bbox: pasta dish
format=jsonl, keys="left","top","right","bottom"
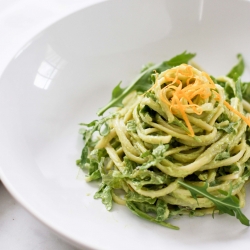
{"left": 77, "top": 52, "right": 250, "bottom": 229}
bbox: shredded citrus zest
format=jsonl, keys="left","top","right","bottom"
{"left": 223, "top": 101, "right": 250, "bottom": 126}
{"left": 159, "top": 64, "right": 215, "bottom": 136}
{"left": 214, "top": 93, "right": 250, "bottom": 127}
{"left": 148, "top": 64, "right": 250, "bottom": 137}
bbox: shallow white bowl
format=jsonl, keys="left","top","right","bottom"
{"left": 1, "top": 0, "right": 250, "bottom": 249}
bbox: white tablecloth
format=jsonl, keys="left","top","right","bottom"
{"left": 0, "top": 181, "right": 79, "bottom": 249}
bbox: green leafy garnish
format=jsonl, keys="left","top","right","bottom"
{"left": 126, "top": 120, "right": 137, "bottom": 133}
{"left": 178, "top": 180, "right": 250, "bottom": 226}
{"left": 227, "top": 54, "right": 244, "bottom": 81}
{"left": 216, "top": 121, "right": 238, "bottom": 134}
{"left": 97, "top": 51, "right": 195, "bottom": 116}
{"left": 94, "top": 184, "right": 113, "bottom": 211}
{"left": 241, "top": 81, "right": 250, "bottom": 103}
{"left": 99, "top": 122, "right": 110, "bottom": 136}
{"left": 125, "top": 190, "right": 156, "bottom": 204}
{"left": 235, "top": 78, "right": 243, "bottom": 100}
{"left": 171, "top": 117, "right": 190, "bottom": 133}
{"left": 84, "top": 152, "right": 106, "bottom": 182}
{"left": 138, "top": 144, "right": 169, "bottom": 170}
{"left": 214, "top": 151, "right": 230, "bottom": 161}
{"left": 78, "top": 116, "right": 112, "bottom": 167}
{"left": 140, "top": 62, "right": 155, "bottom": 73}
{"left": 155, "top": 199, "right": 169, "bottom": 221}
{"left": 126, "top": 201, "right": 179, "bottom": 230}
{"left": 110, "top": 168, "right": 170, "bottom": 189}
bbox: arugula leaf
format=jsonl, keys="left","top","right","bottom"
{"left": 102, "top": 170, "right": 124, "bottom": 189}
{"left": 141, "top": 62, "right": 155, "bottom": 73}
{"left": 178, "top": 180, "right": 250, "bottom": 226}
{"left": 78, "top": 146, "right": 88, "bottom": 167}
{"left": 216, "top": 54, "right": 245, "bottom": 101}
{"left": 216, "top": 121, "right": 238, "bottom": 134}
{"left": 152, "top": 144, "right": 169, "bottom": 158}
{"left": 79, "top": 116, "right": 112, "bottom": 166}
{"left": 97, "top": 51, "right": 196, "bottom": 116}
{"left": 134, "top": 201, "right": 157, "bottom": 214}
{"left": 171, "top": 117, "right": 190, "bottom": 133}
{"left": 126, "top": 120, "right": 137, "bottom": 133}
{"left": 139, "top": 144, "right": 169, "bottom": 170}
{"left": 242, "top": 167, "right": 250, "bottom": 180}
{"left": 85, "top": 153, "right": 106, "bottom": 182}
{"left": 156, "top": 200, "right": 169, "bottom": 221}
{"left": 140, "top": 150, "right": 151, "bottom": 158}
{"left": 130, "top": 170, "right": 170, "bottom": 189}
{"left": 216, "top": 78, "right": 242, "bottom": 101}
{"left": 144, "top": 91, "right": 157, "bottom": 101}
{"left": 88, "top": 160, "right": 98, "bottom": 176}
{"left": 246, "top": 127, "right": 250, "bottom": 146}
{"left": 99, "top": 122, "right": 110, "bottom": 136}
{"left": 166, "top": 51, "right": 196, "bottom": 66}
{"left": 241, "top": 81, "right": 250, "bottom": 103}
{"left": 214, "top": 151, "right": 230, "bottom": 161}
{"left": 126, "top": 201, "right": 179, "bottom": 230}
{"left": 139, "top": 159, "right": 160, "bottom": 170}
{"left": 217, "top": 113, "right": 229, "bottom": 123}
{"left": 235, "top": 78, "right": 243, "bottom": 100}
{"left": 99, "top": 158, "right": 134, "bottom": 189}
{"left": 89, "top": 148, "right": 107, "bottom": 162}
{"left": 79, "top": 120, "right": 97, "bottom": 127}
{"left": 94, "top": 184, "right": 113, "bottom": 211}
{"left": 109, "top": 81, "right": 125, "bottom": 109}
{"left": 216, "top": 80, "right": 235, "bottom": 100}
{"left": 125, "top": 190, "right": 156, "bottom": 204}
{"left": 85, "top": 169, "right": 101, "bottom": 182}
{"left": 123, "top": 157, "right": 136, "bottom": 174}
{"left": 109, "top": 168, "right": 169, "bottom": 189}
{"left": 227, "top": 54, "right": 244, "bottom": 81}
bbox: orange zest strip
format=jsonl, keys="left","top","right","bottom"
{"left": 215, "top": 92, "right": 250, "bottom": 126}
{"left": 223, "top": 100, "right": 250, "bottom": 127}
{"left": 202, "top": 72, "right": 216, "bottom": 88}
{"left": 214, "top": 91, "right": 221, "bottom": 101}
{"left": 179, "top": 64, "right": 193, "bottom": 77}
{"left": 164, "top": 77, "right": 182, "bottom": 86}
{"left": 173, "top": 95, "right": 195, "bottom": 137}
{"left": 158, "top": 64, "right": 216, "bottom": 137}
{"left": 147, "top": 64, "right": 250, "bottom": 137}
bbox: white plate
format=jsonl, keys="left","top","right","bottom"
{"left": 1, "top": 0, "right": 250, "bottom": 249}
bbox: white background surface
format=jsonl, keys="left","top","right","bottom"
{"left": 0, "top": 0, "right": 99, "bottom": 249}
{"left": 0, "top": 182, "right": 78, "bottom": 250}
